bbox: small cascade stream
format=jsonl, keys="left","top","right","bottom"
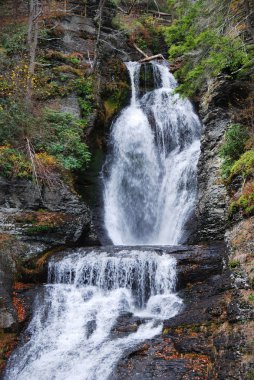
{"left": 5, "top": 62, "right": 201, "bottom": 380}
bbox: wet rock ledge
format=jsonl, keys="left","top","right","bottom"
{"left": 1, "top": 244, "right": 253, "bottom": 379}
{"left": 110, "top": 244, "right": 253, "bottom": 380}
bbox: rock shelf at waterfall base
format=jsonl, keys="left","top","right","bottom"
{"left": 3, "top": 243, "right": 242, "bottom": 380}
{"left": 4, "top": 247, "right": 183, "bottom": 380}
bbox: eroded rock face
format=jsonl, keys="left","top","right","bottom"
{"left": 196, "top": 106, "right": 229, "bottom": 241}
{"left": 112, "top": 245, "right": 252, "bottom": 380}
{"left": 0, "top": 177, "right": 98, "bottom": 247}
{"left": 0, "top": 153, "right": 99, "bottom": 328}
{"left": 195, "top": 77, "right": 253, "bottom": 243}
{"left": 195, "top": 79, "right": 230, "bottom": 242}
{"left": 0, "top": 236, "right": 28, "bottom": 331}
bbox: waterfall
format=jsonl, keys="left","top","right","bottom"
{"left": 5, "top": 61, "right": 201, "bottom": 380}
{"left": 103, "top": 61, "right": 201, "bottom": 245}
{"left": 4, "top": 249, "right": 182, "bottom": 380}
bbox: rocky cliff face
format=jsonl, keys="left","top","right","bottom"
{"left": 101, "top": 245, "right": 253, "bottom": 379}
{"left": 194, "top": 76, "right": 254, "bottom": 378}
{"left": 196, "top": 77, "right": 253, "bottom": 242}
{"left": 196, "top": 80, "right": 230, "bottom": 242}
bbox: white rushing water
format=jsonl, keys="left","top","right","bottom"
{"left": 5, "top": 249, "right": 182, "bottom": 380}
{"left": 5, "top": 61, "right": 202, "bottom": 380}
{"left": 104, "top": 61, "right": 201, "bottom": 245}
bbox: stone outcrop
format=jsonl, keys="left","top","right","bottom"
{"left": 195, "top": 77, "right": 252, "bottom": 242}
{"left": 0, "top": 177, "right": 98, "bottom": 247}
{"left": 111, "top": 244, "right": 254, "bottom": 380}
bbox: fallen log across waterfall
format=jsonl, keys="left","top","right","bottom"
{"left": 139, "top": 54, "right": 165, "bottom": 63}
{"left": 132, "top": 43, "right": 165, "bottom": 63}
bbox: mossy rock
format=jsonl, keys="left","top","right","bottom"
{"left": 102, "top": 82, "right": 129, "bottom": 122}
{"left": 230, "top": 150, "right": 254, "bottom": 180}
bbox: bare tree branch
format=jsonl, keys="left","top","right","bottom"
{"left": 93, "top": 0, "right": 106, "bottom": 70}
{"left": 133, "top": 42, "right": 148, "bottom": 58}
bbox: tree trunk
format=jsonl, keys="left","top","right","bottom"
{"left": 244, "top": 0, "right": 254, "bottom": 40}
{"left": 26, "top": 0, "right": 42, "bottom": 105}
{"left": 93, "top": 0, "right": 106, "bottom": 70}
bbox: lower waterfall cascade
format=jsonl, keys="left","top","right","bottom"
{"left": 4, "top": 249, "right": 182, "bottom": 380}
{"left": 5, "top": 62, "right": 202, "bottom": 380}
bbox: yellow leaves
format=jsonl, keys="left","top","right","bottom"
{"left": 0, "top": 144, "right": 11, "bottom": 150}
{"left": 0, "top": 62, "right": 37, "bottom": 99}
{"left": 35, "top": 152, "right": 58, "bottom": 168}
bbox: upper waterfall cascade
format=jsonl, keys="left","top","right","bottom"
{"left": 104, "top": 61, "right": 201, "bottom": 245}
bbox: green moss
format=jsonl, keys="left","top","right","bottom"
{"left": 247, "top": 370, "right": 254, "bottom": 380}
{"left": 248, "top": 294, "right": 254, "bottom": 302}
{"left": 53, "top": 65, "right": 85, "bottom": 77}
{"left": 35, "top": 80, "right": 62, "bottom": 100}
{"left": 68, "top": 57, "right": 80, "bottom": 66}
{"left": 26, "top": 224, "right": 56, "bottom": 235}
{"left": 102, "top": 81, "right": 129, "bottom": 121}
{"left": 228, "top": 259, "right": 240, "bottom": 269}
{"left": 229, "top": 201, "right": 240, "bottom": 216}
{"left": 230, "top": 150, "right": 254, "bottom": 180}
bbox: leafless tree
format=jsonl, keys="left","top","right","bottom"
{"left": 26, "top": 0, "right": 43, "bottom": 104}
{"left": 93, "top": 0, "right": 106, "bottom": 70}
{"left": 243, "top": 0, "right": 254, "bottom": 40}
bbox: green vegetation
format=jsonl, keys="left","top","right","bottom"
{"left": 219, "top": 124, "right": 249, "bottom": 179}
{"left": 163, "top": 0, "right": 253, "bottom": 96}
{"left": 231, "top": 151, "right": 254, "bottom": 180}
{"left": 0, "top": 147, "right": 32, "bottom": 179}
{"left": 230, "top": 188, "right": 254, "bottom": 217}
{"left": 0, "top": 25, "right": 28, "bottom": 55}
{"left": 247, "top": 369, "right": 254, "bottom": 380}
{"left": 248, "top": 294, "right": 254, "bottom": 302}
{"left": 219, "top": 124, "right": 254, "bottom": 218}
{"left": 228, "top": 259, "right": 240, "bottom": 270}
{"left": 26, "top": 224, "right": 56, "bottom": 235}
{"left": 74, "top": 77, "right": 95, "bottom": 118}
{"left": 42, "top": 110, "right": 91, "bottom": 170}
{"left": 0, "top": 21, "right": 95, "bottom": 177}
{"left": 0, "top": 101, "right": 91, "bottom": 178}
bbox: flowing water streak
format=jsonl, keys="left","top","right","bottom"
{"left": 4, "top": 249, "right": 182, "bottom": 380}
{"left": 104, "top": 61, "right": 201, "bottom": 245}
